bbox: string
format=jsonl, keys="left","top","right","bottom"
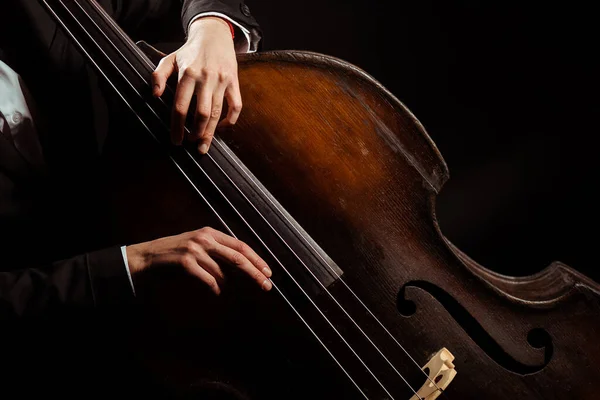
{"left": 43, "top": 1, "right": 372, "bottom": 398}
{"left": 76, "top": 3, "right": 418, "bottom": 396}
{"left": 97, "top": 13, "right": 448, "bottom": 395}
{"left": 63, "top": 2, "right": 401, "bottom": 397}
{"left": 47, "top": 1, "right": 448, "bottom": 398}
{"left": 90, "top": 10, "right": 435, "bottom": 395}
{"left": 100, "top": 12, "right": 445, "bottom": 395}
{"left": 72, "top": 1, "right": 440, "bottom": 398}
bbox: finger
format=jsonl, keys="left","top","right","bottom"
{"left": 218, "top": 80, "right": 243, "bottom": 129}
{"left": 180, "top": 255, "right": 221, "bottom": 295}
{"left": 190, "top": 82, "right": 215, "bottom": 143}
{"left": 206, "top": 228, "right": 271, "bottom": 278}
{"left": 152, "top": 54, "right": 176, "bottom": 97}
{"left": 171, "top": 72, "right": 196, "bottom": 145}
{"left": 193, "top": 227, "right": 271, "bottom": 278}
{"left": 209, "top": 242, "right": 272, "bottom": 291}
{"left": 188, "top": 244, "right": 226, "bottom": 283}
{"left": 198, "top": 85, "right": 226, "bottom": 154}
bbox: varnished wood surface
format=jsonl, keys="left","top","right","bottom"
{"left": 100, "top": 47, "right": 600, "bottom": 399}
{"left": 218, "top": 51, "right": 600, "bottom": 399}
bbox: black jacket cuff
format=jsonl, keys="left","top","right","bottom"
{"left": 182, "top": 0, "right": 261, "bottom": 36}
{"left": 87, "top": 246, "right": 135, "bottom": 307}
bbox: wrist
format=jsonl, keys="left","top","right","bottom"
{"left": 125, "top": 243, "right": 149, "bottom": 276}
{"left": 189, "top": 16, "right": 235, "bottom": 40}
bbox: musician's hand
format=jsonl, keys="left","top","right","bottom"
{"left": 126, "top": 227, "right": 272, "bottom": 295}
{"left": 151, "top": 17, "right": 241, "bottom": 154}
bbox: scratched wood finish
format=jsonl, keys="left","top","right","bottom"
{"left": 100, "top": 50, "right": 600, "bottom": 399}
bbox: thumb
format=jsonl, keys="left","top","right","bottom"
{"left": 151, "top": 53, "right": 176, "bottom": 97}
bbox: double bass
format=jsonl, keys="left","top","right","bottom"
{"left": 40, "top": 0, "right": 600, "bottom": 398}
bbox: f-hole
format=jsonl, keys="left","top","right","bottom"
{"left": 398, "top": 280, "right": 553, "bottom": 375}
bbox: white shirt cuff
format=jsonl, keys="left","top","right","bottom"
{"left": 120, "top": 245, "right": 136, "bottom": 296}
{"left": 188, "top": 12, "right": 255, "bottom": 53}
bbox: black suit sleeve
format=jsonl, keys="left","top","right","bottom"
{"left": 0, "top": 0, "right": 261, "bottom": 321}
{"left": 181, "top": 0, "right": 263, "bottom": 51}
{"left": 0, "top": 246, "right": 133, "bottom": 320}
{"left": 181, "top": 0, "right": 261, "bottom": 33}
{"left": 106, "top": 0, "right": 262, "bottom": 45}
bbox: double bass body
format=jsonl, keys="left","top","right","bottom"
{"left": 223, "top": 51, "right": 600, "bottom": 399}
{"left": 96, "top": 40, "right": 600, "bottom": 400}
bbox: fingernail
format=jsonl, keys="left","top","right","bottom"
{"left": 199, "top": 143, "right": 209, "bottom": 154}
{"left": 262, "top": 279, "right": 272, "bottom": 291}
{"left": 262, "top": 267, "right": 272, "bottom": 278}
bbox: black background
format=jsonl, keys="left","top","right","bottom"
{"left": 245, "top": 0, "right": 599, "bottom": 282}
